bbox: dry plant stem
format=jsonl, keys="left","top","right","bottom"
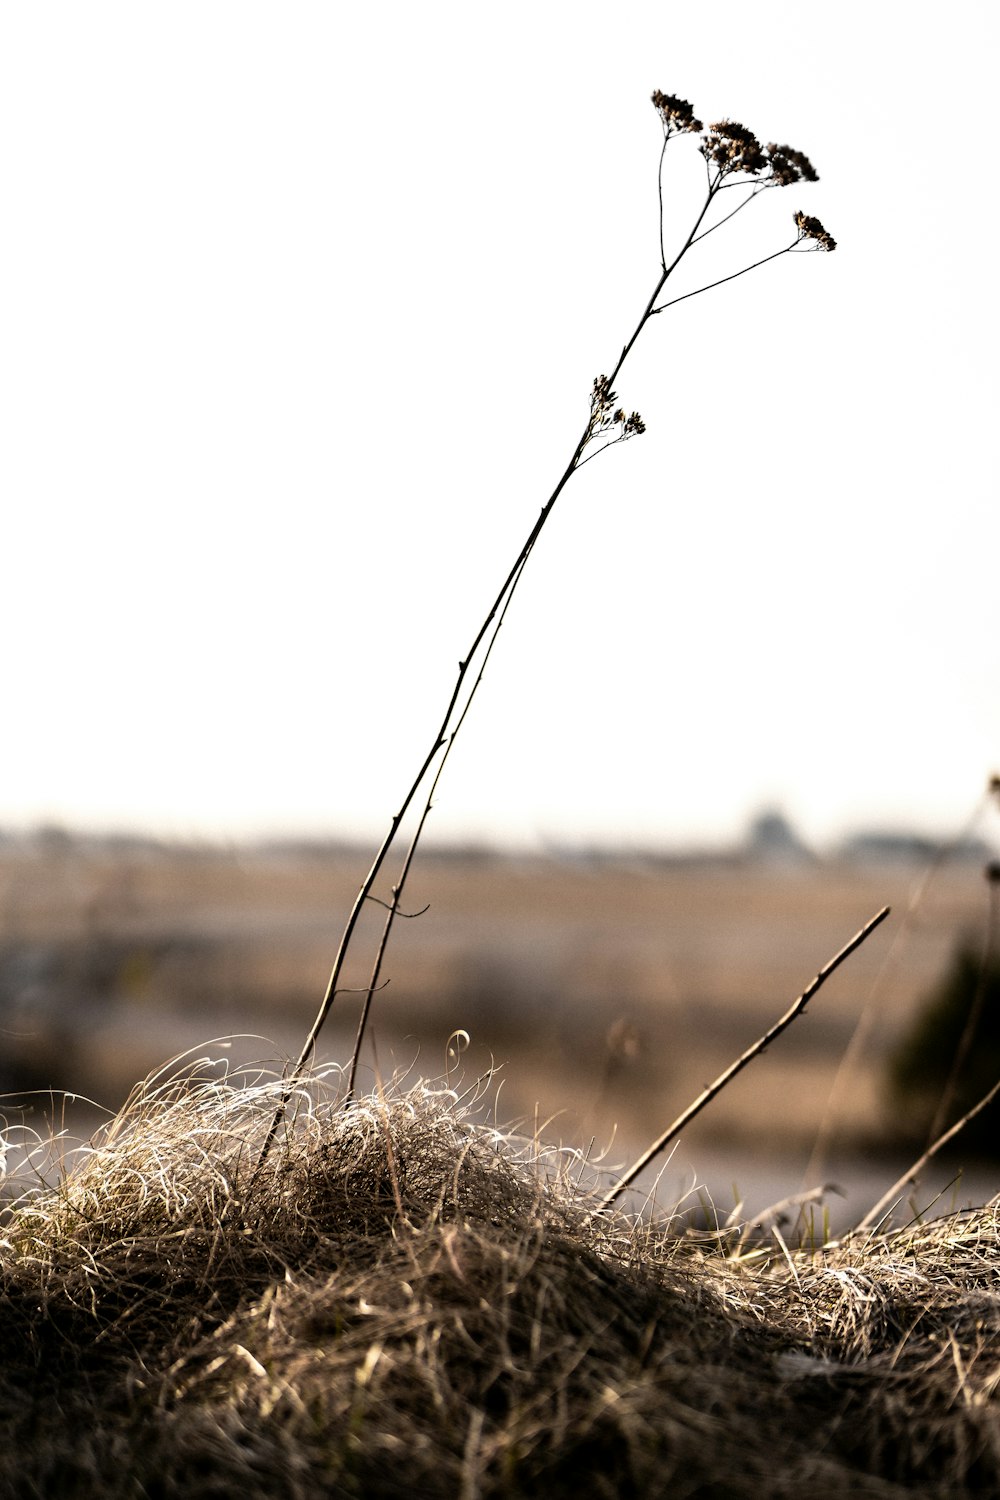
{"left": 253, "top": 168, "right": 732, "bottom": 1171}
{"left": 689, "top": 187, "right": 764, "bottom": 246}
{"left": 259, "top": 118, "right": 838, "bottom": 1169}
{"left": 337, "top": 180, "right": 726, "bottom": 1067}
{"left": 856, "top": 1069, "right": 1000, "bottom": 1236}
{"left": 598, "top": 905, "right": 891, "bottom": 1213}
{"left": 652, "top": 240, "right": 797, "bottom": 315}
{"left": 254, "top": 528, "right": 561, "bottom": 1163}
{"left": 926, "top": 874, "right": 1000, "bottom": 1146}
{"left": 345, "top": 559, "right": 528, "bottom": 1100}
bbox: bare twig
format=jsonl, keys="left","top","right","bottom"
{"left": 656, "top": 132, "right": 669, "bottom": 270}
{"left": 652, "top": 240, "right": 797, "bottom": 315}
{"left": 364, "top": 895, "right": 430, "bottom": 918}
{"left": 345, "top": 553, "right": 527, "bottom": 1102}
{"left": 251, "top": 493, "right": 572, "bottom": 1165}
{"left": 856, "top": 1069, "right": 1000, "bottom": 1236}
{"left": 689, "top": 184, "right": 764, "bottom": 245}
{"left": 598, "top": 906, "right": 890, "bottom": 1213}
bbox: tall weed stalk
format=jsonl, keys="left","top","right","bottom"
{"left": 258, "top": 93, "right": 837, "bottom": 1170}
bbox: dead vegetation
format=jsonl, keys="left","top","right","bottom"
{"left": 3, "top": 79, "right": 996, "bottom": 1496}
{"left": 2, "top": 1070, "right": 999, "bottom": 1498}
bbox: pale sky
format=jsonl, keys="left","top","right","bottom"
{"left": 3, "top": 2, "right": 997, "bottom": 852}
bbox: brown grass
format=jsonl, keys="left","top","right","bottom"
{"left": 2, "top": 1067, "right": 999, "bottom": 1497}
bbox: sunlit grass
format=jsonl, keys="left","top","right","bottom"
{"left": 2, "top": 1065, "right": 998, "bottom": 1497}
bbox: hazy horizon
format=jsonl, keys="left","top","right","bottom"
{"left": 4, "top": 800, "right": 998, "bottom": 863}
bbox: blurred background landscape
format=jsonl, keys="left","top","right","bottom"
{"left": 3, "top": 4, "right": 998, "bottom": 1236}
{"left": 4, "top": 806, "right": 998, "bottom": 1229}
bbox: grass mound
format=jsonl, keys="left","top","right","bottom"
{"left": 2, "top": 1072, "right": 999, "bottom": 1497}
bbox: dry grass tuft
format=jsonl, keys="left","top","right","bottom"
{"left": 2, "top": 1070, "right": 999, "bottom": 1497}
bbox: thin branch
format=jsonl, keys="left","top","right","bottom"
{"left": 345, "top": 554, "right": 528, "bottom": 1101}
{"left": 652, "top": 242, "right": 796, "bottom": 317}
{"left": 252, "top": 456, "right": 583, "bottom": 1166}
{"left": 690, "top": 184, "right": 765, "bottom": 245}
{"left": 855, "top": 1069, "right": 1000, "bottom": 1237}
{"left": 657, "top": 132, "right": 669, "bottom": 270}
{"left": 606, "top": 179, "right": 721, "bottom": 392}
{"left": 345, "top": 874, "right": 408, "bottom": 1103}
{"left": 575, "top": 434, "right": 629, "bottom": 468}
{"left": 364, "top": 894, "right": 431, "bottom": 919}
{"left": 597, "top": 907, "right": 891, "bottom": 1213}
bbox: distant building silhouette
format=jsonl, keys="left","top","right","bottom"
{"left": 744, "top": 809, "right": 813, "bottom": 865}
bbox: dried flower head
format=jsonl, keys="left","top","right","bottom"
{"left": 651, "top": 91, "right": 702, "bottom": 135}
{"left": 701, "top": 120, "right": 767, "bottom": 177}
{"left": 586, "top": 376, "right": 645, "bottom": 448}
{"left": 766, "top": 143, "right": 819, "bottom": 187}
{"left": 591, "top": 374, "right": 616, "bottom": 419}
{"left": 794, "top": 210, "right": 836, "bottom": 252}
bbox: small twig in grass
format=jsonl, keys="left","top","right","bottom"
{"left": 855, "top": 1070, "right": 1000, "bottom": 1236}
{"left": 598, "top": 906, "right": 890, "bottom": 1213}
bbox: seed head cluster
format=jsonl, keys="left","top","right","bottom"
{"left": 653, "top": 93, "right": 822, "bottom": 192}
{"left": 651, "top": 91, "right": 702, "bottom": 136}
{"left": 588, "top": 375, "right": 645, "bottom": 446}
{"left": 701, "top": 120, "right": 768, "bottom": 177}
{"left": 766, "top": 143, "right": 819, "bottom": 186}
{"left": 794, "top": 210, "right": 837, "bottom": 252}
